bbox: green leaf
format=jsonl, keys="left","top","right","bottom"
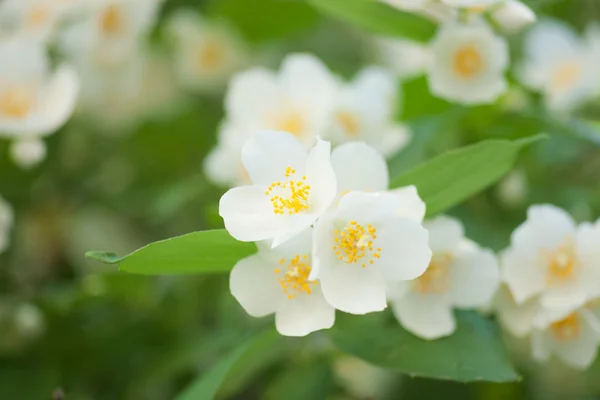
{"left": 175, "top": 329, "right": 279, "bottom": 400}
{"left": 328, "top": 312, "right": 519, "bottom": 382}
{"left": 308, "top": 0, "right": 437, "bottom": 42}
{"left": 86, "top": 230, "right": 255, "bottom": 275}
{"left": 265, "top": 358, "right": 333, "bottom": 400}
{"left": 390, "top": 135, "right": 545, "bottom": 216}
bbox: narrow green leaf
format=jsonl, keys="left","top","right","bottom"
{"left": 176, "top": 330, "right": 278, "bottom": 400}
{"left": 390, "top": 135, "right": 545, "bottom": 216}
{"left": 328, "top": 312, "right": 520, "bottom": 382}
{"left": 86, "top": 230, "right": 255, "bottom": 275}
{"left": 308, "top": 0, "right": 437, "bottom": 42}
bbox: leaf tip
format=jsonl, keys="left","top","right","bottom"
{"left": 85, "top": 251, "right": 121, "bottom": 264}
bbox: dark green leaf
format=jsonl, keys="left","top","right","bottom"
{"left": 86, "top": 229, "right": 255, "bottom": 275}
{"left": 308, "top": 0, "right": 437, "bottom": 42}
{"left": 390, "top": 135, "right": 545, "bottom": 216}
{"left": 328, "top": 312, "right": 520, "bottom": 382}
{"left": 265, "top": 358, "right": 333, "bottom": 400}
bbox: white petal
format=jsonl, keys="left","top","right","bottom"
{"left": 241, "top": 130, "right": 308, "bottom": 185}
{"left": 423, "top": 215, "right": 464, "bottom": 253}
{"left": 450, "top": 246, "right": 500, "bottom": 308}
{"left": 389, "top": 185, "right": 426, "bottom": 223}
{"left": 331, "top": 142, "right": 388, "bottom": 195}
{"left": 552, "top": 314, "right": 600, "bottom": 369}
{"left": 10, "top": 137, "right": 46, "bottom": 169}
{"left": 225, "top": 67, "right": 278, "bottom": 122}
{"left": 319, "top": 261, "right": 387, "bottom": 315}
{"left": 305, "top": 137, "right": 337, "bottom": 212}
{"left": 275, "top": 289, "right": 335, "bottom": 337}
{"left": 391, "top": 292, "right": 456, "bottom": 340}
{"left": 512, "top": 204, "right": 576, "bottom": 252}
{"left": 219, "top": 185, "right": 291, "bottom": 242}
{"left": 36, "top": 64, "right": 79, "bottom": 136}
{"left": 495, "top": 287, "right": 539, "bottom": 338}
{"left": 540, "top": 281, "right": 587, "bottom": 310}
{"left": 335, "top": 191, "right": 398, "bottom": 222}
{"left": 230, "top": 253, "right": 285, "bottom": 317}
{"left": 501, "top": 247, "right": 546, "bottom": 304}
{"left": 575, "top": 221, "right": 600, "bottom": 298}
{"left": 531, "top": 330, "right": 551, "bottom": 362}
{"left": 376, "top": 217, "right": 432, "bottom": 281}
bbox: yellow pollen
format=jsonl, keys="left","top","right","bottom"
{"left": 100, "top": 4, "right": 124, "bottom": 35}
{"left": 335, "top": 111, "right": 360, "bottom": 136}
{"left": 550, "top": 313, "right": 580, "bottom": 341}
{"left": 551, "top": 62, "right": 581, "bottom": 92}
{"left": 274, "top": 254, "right": 315, "bottom": 299}
{"left": 275, "top": 112, "right": 305, "bottom": 138}
{"left": 414, "top": 253, "right": 452, "bottom": 294}
{"left": 543, "top": 237, "right": 578, "bottom": 285}
{"left": 196, "top": 38, "right": 225, "bottom": 72}
{"left": 333, "top": 222, "right": 380, "bottom": 266}
{"left": 266, "top": 166, "right": 310, "bottom": 215}
{"left": 26, "top": 5, "right": 50, "bottom": 28}
{"left": 0, "top": 88, "right": 33, "bottom": 119}
{"left": 453, "top": 45, "right": 484, "bottom": 78}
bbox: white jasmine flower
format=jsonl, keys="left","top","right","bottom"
{"left": 531, "top": 306, "right": 600, "bottom": 369}
{"left": 428, "top": 20, "right": 509, "bottom": 105}
{"left": 0, "top": 0, "right": 76, "bottom": 41}
{"left": 388, "top": 216, "right": 500, "bottom": 339}
{"left": 518, "top": 20, "right": 598, "bottom": 112}
{"left": 204, "top": 123, "right": 250, "bottom": 187}
{"left": 230, "top": 228, "right": 334, "bottom": 337}
{"left": 494, "top": 284, "right": 540, "bottom": 339}
{"left": 0, "top": 37, "right": 79, "bottom": 140}
{"left": 490, "top": 0, "right": 536, "bottom": 33}
{"left": 502, "top": 205, "right": 600, "bottom": 310}
{"left": 219, "top": 130, "right": 337, "bottom": 247}
{"left": 376, "top": 38, "right": 431, "bottom": 81}
{"left": 222, "top": 53, "right": 339, "bottom": 148}
{"left": 0, "top": 196, "right": 13, "bottom": 253}
{"left": 311, "top": 191, "right": 431, "bottom": 315}
{"left": 166, "top": 8, "right": 248, "bottom": 93}
{"left": 327, "top": 68, "right": 410, "bottom": 157}
{"left": 10, "top": 137, "right": 47, "bottom": 169}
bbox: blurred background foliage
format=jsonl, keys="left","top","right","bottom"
{"left": 1, "top": 0, "right": 600, "bottom": 399}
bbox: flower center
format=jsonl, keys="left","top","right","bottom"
{"left": 0, "top": 88, "right": 34, "bottom": 119}
{"left": 551, "top": 62, "right": 581, "bottom": 92}
{"left": 196, "top": 38, "right": 224, "bottom": 72}
{"left": 265, "top": 166, "right": 311, "bottom": 215}
{"left": 543, "top": 237, "right": 578, "bottom": 285}
{"left": 453, "top": 45, "right": 484, "bottom": 78}
{"left": 550, "top": 313, "right": 580, "bottom": 341}
{"left": 274, "top": 254, "right": 316, "bottom": 299}
{"left": 100, "top": 4, "right": 124, "bottom": 35}
{"left": 333, "top": 221, "right": 381, "bottom": 268}
{"left": 26, "top": 5, "right": 50, "bottom": 28}
{"left": 274, "top": 112, "right": 305, "bottom": 138}
{"left": 335, "top": 111, "right": 360, "bottom": 136}
{"left": 413, "top": 253, "right": 452, "bottom": 294}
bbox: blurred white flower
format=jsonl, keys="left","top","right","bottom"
{"left": 219, "top": 131, "right": 337, "bottom": 247}
{"left": 13, "top": 303, "right": 45, "bottom": 339}
{"left": 203, "top": 122, "right": 250, "bottom": 187}
{"left": 0, "top": 196, "right": 13, "bottom": 253}
{"left": 496, "top": 169, "right": 528, "bottom": 207}
{"left": 0, "top": 36, "right": 79, "bottom": 150}
{"left": 502, "top": 205, "right": 600, "bottom": 310}
{"left": 230, "top": 228, "right": 334, "bottom": 337}
{"left": 518, "top": 20, "right": 599, "bottom": 112}
{"left": 428, "top": 20, "right": 509, "bottom": 105}
{"left": 388, "top": 216, "right": 500, "bottom": 339}
{"left": 531, "top": 306, "right": 600, "bottom": 369}
{"left": 10, "top": 137, "right": 47, "bottom": 169}
{"left": 326, "top": 68, "right": 410, "bottom": 157}
{"left": 376, "top": 38, "right": 431, "bottom": 81}
{"left": 0, "top": 0, "right": 77, "bottom": 42}
{"left": 166, "top": 8, "right": 248, "bottom": 93}
{"left": 311, "top": 191, "right": 431, "bottom": 315}
{"left": 222, "top": 53, "right": 339, "bottom": 148}
{"left": 490, "top": 0, "right": 536, "bottom": 33}
{"left": 495, "top": 285, "right": 540, "bottom": 338}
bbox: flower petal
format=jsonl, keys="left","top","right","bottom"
{"left": 331, "top": 142, "right": 388, "bottom": 195}
{"left": 501, "top": 247, "right": 546, "bottom": 304}
{"left": 36, "top": 64, "right": 80, "bottom": 136}
{"left": 551, "top": 313, "right": 600, "bottom": 369}
{"left": 275, "top": 289, "right": 335, "bottom": 337}
{"left": 305, "top": 137, "right": 337, "bottom": 213}
{"left": 389, "top": 185, "right": 426, "bottom": 223}
{"left": 511, "top": 204, "right": 576, "bottom": 252}
{"left": 450, "top": 245, "right": 500, "bottom": 308}
{"left": 391, "top": 292, "right": 456, "bottom": 340}
{"left": 423, "top": 215, "right": 464, "bottom": 253}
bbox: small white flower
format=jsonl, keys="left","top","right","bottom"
{"left": 166, "top": 8, "right": 248, "bottom": 93}
{"left": 0, "top": 37, "right": 79, "bottom": 140}
{"left": 0, "top": 0, "right": 75, "bottom": 42}
{"left": 222, "top": 53, "right": 339, "bottom": 148}
{"left": 219, "top": 130, "right": 337, "bottom": 247}
{"left": 494, "top": 285, "right": 540, "bottom": 338}
{"left": 428, "top": 20, "right": 508, "bottom": 105}
{"left": 496, "top": 169, "right": 527, "bottom": 207}
{"left": 311, "top": 190, "right": 431, "bottom": 315}
{"left": 327, "top": 67, "right": 410, "bottom": 158}
{"left": 10, "top": 137, "right": 47, "bottom": 169}
{"left": 0, "top": 196, "right": 13, "bottom": 253}
{"left": 230, "top": 228, "right": 334, "bottom": 337}
{"left": 502, "top": 205, "right": 600, "bottom": 310}
{"left": 388, "top": 216, "right": 500, "bottom": 339}
{"left": 490, "top": 0, "right": 536, "bottom": 33}
{"left": 376, "top": 38, "right": 431, "bottom": 81}
{"left": 517, "top": 20, "right": 598, "bottom": 112}
{"left": 531, "top": 306, "right": 600, "bottom": 369}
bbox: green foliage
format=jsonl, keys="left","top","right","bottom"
{"left": 328, "top": 312, "right": 519, "bottom": 382}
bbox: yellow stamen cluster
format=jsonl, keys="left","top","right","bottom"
{"left": 0, "top": 89, "right": 33, "bottom": 119}
{"left": 197, "top": 38, "right": 224, "bottom": 71}
{"left": 335, "top": 111, "right": 360, "bottom": 136}
{"left": 550, "top": 313, "right": 580, "bottom": 341}
{"left": 332, "top": 221, "right": 381, "bottom": 268}
{"left": 274, "top": 254, "right": 315, "bottom": 299}
{"left": 265, "top": 166, "right": 310, "bottom": 215}
{"left": 453, "top": 45, "right": 484, "bottom": 78}
{"left": 275, "top": 112, "right": 305, "bottom": 138}
{"left": 100, "top": 4, "right": 123, "bottom": 35}
{"left": 543, "top": 237, "right": 579, "bottom": 285}
{"left": 414, "top": 253, "right": 452, "bottom": 294}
